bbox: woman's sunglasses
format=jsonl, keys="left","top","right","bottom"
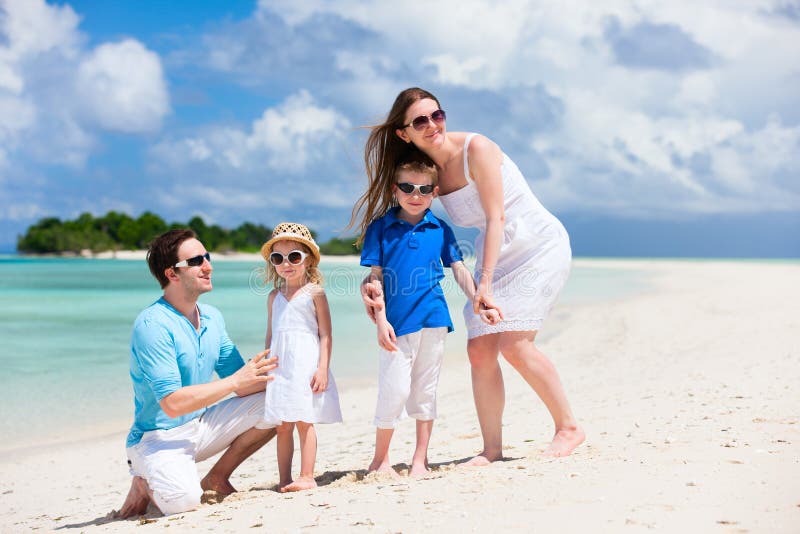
{"left": 174, "top": 252, "right": 211, "bottom": 268}
{"left": 402, "top": 109, "right": 446, "bottom": 131}
{"left": 269, "top": 250, "right": 309, "bottom": 266}
{"left": 396, "top": 182, "right": 435, "bottom": 195}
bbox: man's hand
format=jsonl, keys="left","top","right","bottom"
{"left": 361, "top": 279, "right": 385, "bottom": 323}
{"left": 233, "top": 350, "right": 277, "bottom": 392}
{"left": 377, "top": 319, "right": 399, "bottom": 352}
{"left": 310, "top": 367, "right": 328, "bottom": 393}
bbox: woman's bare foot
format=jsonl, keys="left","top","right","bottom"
{"left": 543, "top": 427, "right": 585, "bottom": 458}
{"left": 280, "top": 475, "right": 317, "bottom": 492}
{"left": 112, "top": 476, "right": 150, "bottom": 519}
{"left": 200, "top": 473, "right": 237, "bottom": 495}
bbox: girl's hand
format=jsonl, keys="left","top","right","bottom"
{"left": 310, "top": 367, "right": 328, "bottom": 393}
{"left": 361, "top": 279, "right": 385, "bottom": 323}
{"left": 377, "top": 319, "right": 399, "bottom": 352}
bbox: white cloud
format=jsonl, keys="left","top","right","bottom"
{"left": 76, "top": 39, "right": 169, "bottom": 133}
{"left": 0, "top": 0, "right": 169, "bottom": 168}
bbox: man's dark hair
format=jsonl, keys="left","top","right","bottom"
{"left": 147, "top": 228, "right": 197, "bottom": 289}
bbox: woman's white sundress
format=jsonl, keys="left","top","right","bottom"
{"left": 438, "top": 133, "right": 572, "bottom": 339}
{"left": 263, "top": 285, "right": 342, "bottom": 425}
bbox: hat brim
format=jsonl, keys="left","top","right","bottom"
{"left": 261, "top": 232, "right": 321, "bottom": 264}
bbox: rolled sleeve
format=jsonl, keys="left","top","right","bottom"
{"left": 132, "top": 320, "right": 182, "bottom": 401}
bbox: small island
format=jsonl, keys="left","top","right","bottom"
{"left": 17, "top": 211, "right": 359, "bottom": 256}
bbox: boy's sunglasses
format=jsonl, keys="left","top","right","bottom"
{"left": 174, "top": 252, "right": 211, "bottom": 268}
{"left": 269, "top": 250, "right": 309, "bottom": 266}
{"left": 402, "top": 109, "right": 446, "bottom": 131}
{"left": 396, "top": 182, "right": 435, "bottom": 195}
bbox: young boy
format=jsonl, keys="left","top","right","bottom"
{"left": 359, "top": 159, "right": 498, "bottom": 477}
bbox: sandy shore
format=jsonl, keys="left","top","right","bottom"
{"left": 2, "top": 260, "right": 798, "bottom": 532}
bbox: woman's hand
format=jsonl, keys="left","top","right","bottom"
{"left": 360, "top": 278, "right": 385, "bottom": 323}
{"left": 472, "top": 286, "right": 504, "bottom": 318}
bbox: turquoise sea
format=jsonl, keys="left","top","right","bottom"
{"left": 0, "top": 256, "right": 650, "bottom": 455}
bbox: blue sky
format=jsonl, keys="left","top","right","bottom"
{"left": 1, "top": 0, "right": 798, "bottom": 256}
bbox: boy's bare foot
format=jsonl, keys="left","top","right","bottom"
{"left": 112, "top": 476, "right": 150, "bottom": 519}
{"left": 367, "top": 461, "right": 400, "bottom": 478}
{"left": 461, "top": 450, "right": 502, "bottom": 467}
{"left": 200, "top": 473, "right": 237, "bottom": 495}
{"left": 280, "top": 476, "right": 317, "bottom": 492}
{"left": 543, "top": 427, "right": 585, "bottom": 458}
{"left": 408, "top": 464, "right": 431, "bottom": 478}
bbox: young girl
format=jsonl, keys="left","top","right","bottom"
{"left": 261, "top": 222, "right": 342, "bottom": 492}
{"left": 355, "top": 159, "right": 498, "bottom": 478}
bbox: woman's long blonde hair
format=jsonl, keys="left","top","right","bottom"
{"left": 349, "top": 87, "right": 439, "bottom": 244}
{"left": 265, "top": 241, "right": 323, "bottom": 289}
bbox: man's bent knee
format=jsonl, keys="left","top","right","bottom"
{"left": 153, "top": 486, "right": 203, "bottom": 516}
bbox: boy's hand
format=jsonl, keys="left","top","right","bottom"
{"left": 377, "top": 319, "right": 399, "bottom": 352}
{"left": 310, "top": 367, "right": 328, "bottom": 393}
{"left": 361, "top": 280, "right": 385, "bottom": 322}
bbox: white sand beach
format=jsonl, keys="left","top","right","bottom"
{"left": 1, "top": 259, "right": 798, "bottom": 532}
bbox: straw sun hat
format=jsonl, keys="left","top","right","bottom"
{"left": 260, "top": 222, "right": 320, "bottom": 264}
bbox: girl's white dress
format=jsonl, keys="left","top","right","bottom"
{"left": 263, "top": 285, "right": 342, "bottom": 425}
{"left": 438, "top": 133, "right": 572, "bottom": 339}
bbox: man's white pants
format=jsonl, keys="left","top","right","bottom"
{"left": 126, "top": 391, "right": 270, "bottom": 515}
{"left": 374, "top": 327, "right": 447, "bottom": 429}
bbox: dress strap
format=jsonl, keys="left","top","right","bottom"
{"left": 462, "top": 133, "right": 477, "bottom": 182}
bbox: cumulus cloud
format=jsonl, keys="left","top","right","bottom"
{"left": 0, "top": 0, "right": 169, "bottom": 167}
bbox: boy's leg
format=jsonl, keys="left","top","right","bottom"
{"left": 406, "top": 327, "right": 447, "bottom": 475}
{"left": 410, "top": 419, "right": 434, "bottom": 477}
{"left": 275, "top": 422, "right": 295, "bottom": 489}
{"left": 282, "top": 422, "right": 318, "bottom": 492}
{"left": 368, "top": 427, "right": 397, "bottom": 475}
{"left": 370, "top": 333, "right": 415, "bottom": 475}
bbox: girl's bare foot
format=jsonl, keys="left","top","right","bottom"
{"left": 543, "top": 427, "right": 585, "bottom": 458}
{"left": 280, "top": 475, "right": 317, "bottom": 492}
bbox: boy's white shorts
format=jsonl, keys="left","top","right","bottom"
{"left": 374, "top": 327, "right": 447, "bottom": 429}
{"left": 126, "top": 391, "right": 271, "bottom": 515}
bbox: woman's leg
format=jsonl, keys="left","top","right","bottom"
{"left": 275, "top": 421, "right": 295, "bottom": 489}
{"left": 498, "top": 330, "right": 584, "bottom": 457}
{"left": 281, "top": 422, "right": 318, "bottom": 492}
{"left": 464, "top": 333, "right": 504, "bottom": 466}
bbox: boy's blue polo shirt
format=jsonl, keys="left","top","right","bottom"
{"left": 360, "top": 207, "right": 463, "bottom": 337}
{"left": 126, "top": 297, "right": 245, "bottom": 447}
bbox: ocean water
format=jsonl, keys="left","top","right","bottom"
{"left": 0, "top": 256, "right": 649, "bottom": 454}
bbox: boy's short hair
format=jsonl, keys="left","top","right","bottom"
{"left": 147, "top": 228, "right": 197, "bottom": 288}
{"left": 394, "top": 160, "right": 438, "bottom": 184}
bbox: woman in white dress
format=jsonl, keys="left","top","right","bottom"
{"left": 356, "top": 88, "right": 584, "bottom": 463}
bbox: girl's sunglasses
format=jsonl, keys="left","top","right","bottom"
{"left": 396, "top": 182, "right": 435, "bottom": 195}
{"left": 402, "top": 109, "right": 446, "bottom": 131}
{"left": 174, "top": 252, "right": 211, "bottom": 268}
{"left": 269, "top": 250, "right": 309, "bottom": 266}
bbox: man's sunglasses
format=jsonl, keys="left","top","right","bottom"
{"left": 269, "top": 250, "right": 309, "bottom": 266}
{"left": 402, "top": 109, "right": 446, "bottom": 131}
{"left": 396, "top": 182, "right": 435, "bottom": 195}
{"left": 174, "top": 252, "right": 211, "bottom": 268}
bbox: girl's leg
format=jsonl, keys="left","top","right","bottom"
{"left": 498, "top": 331, "right": 584, "bottom": 457}
{"left": 367, "top": 428, "right": 398, "bottom": 476}
{"left": 409, "top": 419, "right": 433, "bottom": 477}
{"left": 464, "top": 333, "right": 504, "bottom": 466}
{"left": 281, "top": 422, "right": 318, "bottom": 492}
{"left": 275, "top": 422, "right": 295, "bottom": 489}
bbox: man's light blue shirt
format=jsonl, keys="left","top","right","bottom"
{"left": 126, "top": 297, "right": 244, "bottom": 447}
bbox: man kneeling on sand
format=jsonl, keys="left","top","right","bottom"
{"left": 114, "top": 229, "right": 277, "bottom": 518}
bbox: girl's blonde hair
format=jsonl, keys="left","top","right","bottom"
{"left": 264, "top": 240, "right": 323, "bottom": 289}
{"left": 349, "top": 87, "right": 439, "bottom": 245}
